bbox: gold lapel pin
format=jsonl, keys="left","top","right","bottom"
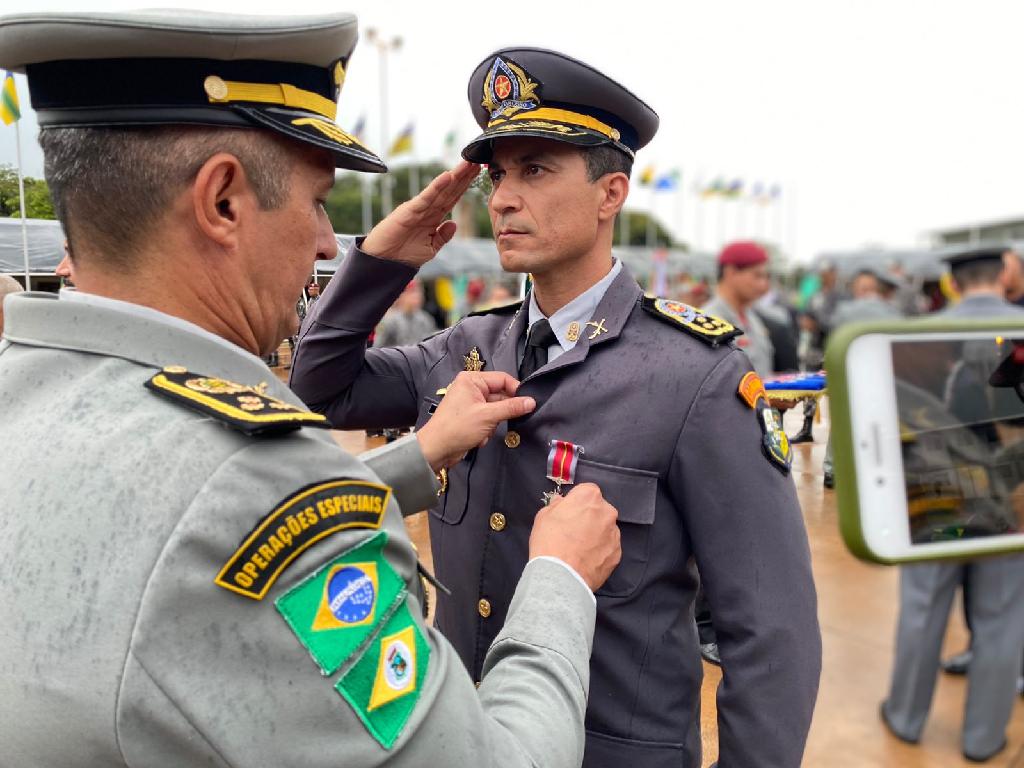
{"left": 586, "top": 318, "right": 608, "bottom": 340}
{"left": 566, "top": 321, "right": 581, "bottom": 343}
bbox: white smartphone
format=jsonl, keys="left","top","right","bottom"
{"left": 844, "top": 329, "right": 1024, "bottom": 561}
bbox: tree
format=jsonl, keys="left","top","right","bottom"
{"left": 0, "top": 165, "right": 56, "bottom": 219}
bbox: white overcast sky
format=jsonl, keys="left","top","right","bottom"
{"left": 2, "top": 0, "right": 1022, "bottom": 263}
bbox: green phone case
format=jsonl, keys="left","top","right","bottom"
{"left": 824, "top": 317, "right": 1024, "bottom": 564}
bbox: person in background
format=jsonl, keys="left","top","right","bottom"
{"left": 831, "top": 267, "right": 902, "bottom": 327}
{"left": 0, "top": 273, "right": 24, "bottom": 335}
{"left": 1001, "top": 245, "right": 1024, "bottom": 307}
{"left": 373, "top": 279, "right": 440, "bottom": 348}
{"left": 702, "top": 240, "right": 774, "bottom": 377}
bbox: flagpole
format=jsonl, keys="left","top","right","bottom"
{"left": 15, "top": 118, "right": 30, "bottom": 290}
{"left": 361, "top": 175, "right": 372, "bottom": 232}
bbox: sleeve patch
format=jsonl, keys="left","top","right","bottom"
{"left": 335, "top": 600, "right": 429, "bottom": 749}
{"left": 145, "top": 366, "right": 330, "bottom": 436}
{"left": 641, "top": 296, "right": 743, "bottom": 347}
{"left": 215, "top": 479, "right": 392, "bottom": 600}
{"left": 276, "top": 531, "right": 407, "bottom": 675}
{"left": 756, "top": 401, "right": 793, "bottom": 475}
{"left": 737, "top": 371, "right": 768, "bottom": 409}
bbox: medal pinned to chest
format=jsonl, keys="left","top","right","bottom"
{"left": 542, "top": 439, "right": 584, "bottom": 505}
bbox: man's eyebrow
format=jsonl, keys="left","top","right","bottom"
{"left": 491, "top": 151, "right": 560, "bottom": 170}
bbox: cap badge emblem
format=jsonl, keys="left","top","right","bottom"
{"left": 482, "top": 57, "right": 541, "bottom": 121}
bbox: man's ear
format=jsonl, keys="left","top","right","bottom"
{"left": 597, "top": 172, "right": 629, "bottom": 222}
{"left": 192, "top": 153, "right": 253, "bottom": 248}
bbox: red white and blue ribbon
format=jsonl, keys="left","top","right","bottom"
{"left": 546, "top": 439, "right": 583, "bottom": 488}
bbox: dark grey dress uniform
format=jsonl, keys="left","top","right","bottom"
{"left": 291, "top": 247, "right": 822, "bottom": 767}
{"left": 883, "top": 270, "right": 1024, "bottom": 760}
{"left": 0, "top": 12, "right": 601, "bottom": 767}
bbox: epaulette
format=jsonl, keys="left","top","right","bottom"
{"left": 145, "top": 366, "right": 331, "bottom": 436}
{"left": 641, "top": 296, "right": 743, "bottom": 347}
{"left": 466, "top": 300, "right": 523, "bottom": 318}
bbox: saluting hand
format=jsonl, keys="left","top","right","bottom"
{"left": 415, "top": 370, "right": 536, "bottom": 472}
{"left": 361, "top": 161, "right": 481, "bottom": 267}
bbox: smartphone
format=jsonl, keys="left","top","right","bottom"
{"left": 827, "top": 319, "right": 1024, "bottom": 563}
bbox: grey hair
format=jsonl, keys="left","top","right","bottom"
{"left": 581, "top": 144, "right": 633, "bottom": 182}
{"left": 38, "top": 126, "right": 294, "bottom": 271}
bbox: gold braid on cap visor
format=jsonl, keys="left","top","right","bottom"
{"left": 204, "top": 76, "right": 337, "bottom": 121}
{"left": 487, "top": 107, "right": 620, "bottom": 141}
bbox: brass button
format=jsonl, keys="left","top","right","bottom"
{"left": 489, "top": 512, "right": 507, "bottom": 532}
{"left": 478, "top": 598, "right": 492, "bottom": 618}
{"left": 203, "top": 75, "right": 228, "bottom": 101}
{"left": 504, "top": 430, "right": 521, "bottom": 448}
{"left": 475, "top": 681, "right": 481, "bottom": 689}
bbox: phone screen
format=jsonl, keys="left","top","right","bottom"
{"left": 892, "top": 336, "right": 1024, "bottom": 545}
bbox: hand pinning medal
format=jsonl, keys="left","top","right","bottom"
{"left": 543, "top": 439, "right": 584, "bottom": 504}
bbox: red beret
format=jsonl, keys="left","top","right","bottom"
{"left": 718, "top": 241, "right": 768, "bottom": 268}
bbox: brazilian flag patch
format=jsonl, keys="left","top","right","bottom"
{"left": 276, "top": 531, "right": 405, "bottom": 676}
{"left": 335, "top": 601, "right": 430, "bottom": 749}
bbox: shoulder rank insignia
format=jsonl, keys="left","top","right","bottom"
{"left": 216, "top": 478, "right": 392, "bottom": 600}
{"left": 641, "top": 296, "right": 743, "bottom": 347}
{"left": 145, "top": 366, "right": 329, "bottom": 436}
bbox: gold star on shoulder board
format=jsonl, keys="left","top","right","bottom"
{"left": 464, "top": 347, "right": 486, "bottom": 372}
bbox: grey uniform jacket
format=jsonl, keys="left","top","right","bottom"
{"left": 0, "top": 291, "right": 598, "bottom": 768}
{"left": 291, "top": 247, "right": 822, "bottom": 768}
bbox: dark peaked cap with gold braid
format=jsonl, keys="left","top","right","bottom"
{"left": 462, "top": 47, "right": 659, "bottom": 163}
{"left": 0, "top": 10, "right": 386, "bottom": 173}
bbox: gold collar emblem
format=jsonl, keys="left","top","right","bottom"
{"left": 464, "top": 347, "right": 486, "bottom": 372}
{"left": 566, "top": 321, "right": 581, "bottom": 343}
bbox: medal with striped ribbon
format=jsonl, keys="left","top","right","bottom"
{"left": 542, "top": 439, "right": 584, "bottom": 505}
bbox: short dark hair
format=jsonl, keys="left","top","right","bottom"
{"left": 39, "top": 126, "right": 294, "bottom": 272}
{"left": 952, "top": 260, "right": 1004, "bottom": 290}
{"left": 580, "top": 144, "right": 633, "bottom": 182}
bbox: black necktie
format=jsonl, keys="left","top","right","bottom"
{"left": 519, "top": 319, "right": 557, "bottom": 380}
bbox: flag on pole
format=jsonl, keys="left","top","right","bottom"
{"left": 638, "top": 165, "right": 655, "bottom": 186}
{"left": 389, "top": 123, "right": 414, "bottom": 157}
{"left": 724, "top": 178, "right": 744, "bottom": 199}
{"left": 1, "top": 71, "right": 21, "bottom": 125}
{"left": 654, "top": 169, "right": 680, "bottom": 192}
{"left": 443, "top": 129, "right": 457, "bottom": 151}
{"left": 701, "top": 177, "right": 725, "bottom": 198}
{"left": 351, "top": 114, "right": 366, "bottom": 144}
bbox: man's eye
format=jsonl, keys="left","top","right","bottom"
{"left": 525, "top": 165, "right": 543, "bottom": 176}
{"left": 489, "top": 171, "right": 504, "bottom": 183}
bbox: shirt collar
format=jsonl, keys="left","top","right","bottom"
{"left": 59, "top": 287, "right": 261, "bottom": 363}
{"left": 527, "top": 259, "right": 623, "bottom": 350}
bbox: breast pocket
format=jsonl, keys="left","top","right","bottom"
{"left": 574, "top": 458, "right": 658, "bottom": 599}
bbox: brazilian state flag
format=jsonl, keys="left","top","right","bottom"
{"left": 1, "top": 71, "right": 20, "bottom": 125}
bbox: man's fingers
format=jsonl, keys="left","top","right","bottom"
{"left": 404, "top": 169, "right": 455, "bottom": 216}
{"left": 439, "top": 162, "right": 481, "bottom": 209}
{"left": 433, "top": 220, "right": 458, "bottom": 250}
{"left": 480, "top": 395, "right": 536, "bottom": 423}
{"left": 473, "top": 370, "right": 521, "bottom": 396}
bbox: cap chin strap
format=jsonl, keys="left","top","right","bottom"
{"left": 204, "top": 76, "right": 337, "bottom": 121}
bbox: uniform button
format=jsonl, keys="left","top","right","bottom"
{"left": 489, "top": 512, "right": 507, "bottom": 532}
{"left": 478, "top": 598, "right": 492, "bottom": 618}
{"left": 504, "top": 430, "right": 521, "bottom": 448}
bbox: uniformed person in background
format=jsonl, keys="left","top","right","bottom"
{"left": 881, "top": 245, "right": 1024, "bottom": 763}
{"left": 0, "top": 12, "right": 625, "bottom": 766}
{"left": 292, "top": 47, "right": 821, "bottom": 767}
{"left": 702, "top": 240, "right": 775, "bottom": 377}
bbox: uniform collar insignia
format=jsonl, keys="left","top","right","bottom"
{"left": 464, "top": 347, "right": 487, "bottom": 372}
{"left": 481, "top": 56, "right": 542, "bottom": 121}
